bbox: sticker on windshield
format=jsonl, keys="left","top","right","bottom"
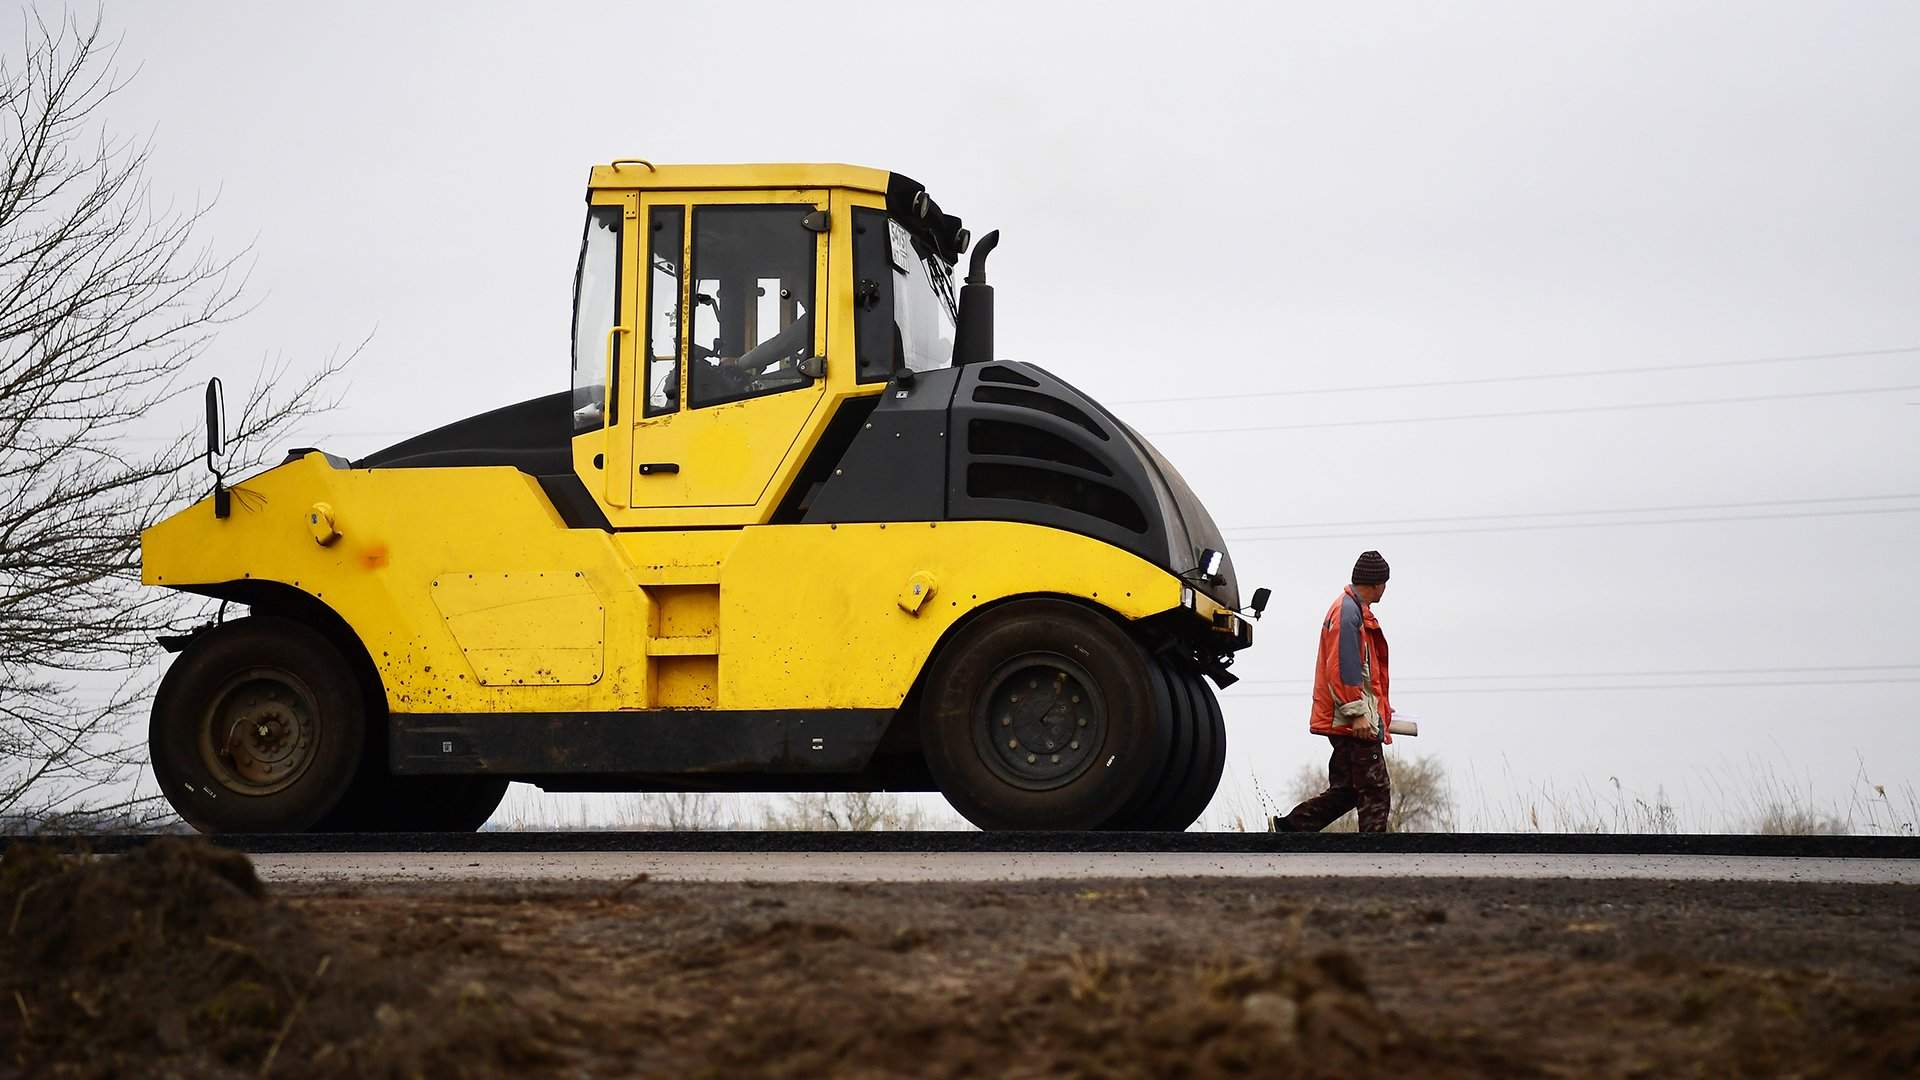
{"left": 887, "top": 219, "right": 915, "bottom": 275}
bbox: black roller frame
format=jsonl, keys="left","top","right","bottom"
{"left": 391, "top": 708, "right": 898, "bottom": 780}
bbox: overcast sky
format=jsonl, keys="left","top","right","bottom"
{"left": 99, "top": 1, "right": 1919, "bottom": 830}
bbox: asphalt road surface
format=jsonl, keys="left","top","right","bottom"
{"left": 250, "top": 850, "right": 1919, "bottom": 885}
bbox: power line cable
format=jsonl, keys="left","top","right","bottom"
{"left": 1225, "top": 504, "right": 1920, "bottom": 541}
{"left": 1239, "top": 663, "right": 1920, "bottom": 684}
{"left": 113, "top": 348, "right": 1920, "bottom": 443}
{"left": 1143, "top": 383, "right": 1920, "bottom": 438}
{"left": 1111, "top": 344, "right": 1920, "bottom": 408}
{"left": 1223, "top": 676, "right": 1920, "bottom": 697}
{"left": 1222, "top": 492, "right": 1920, "bottom": 535}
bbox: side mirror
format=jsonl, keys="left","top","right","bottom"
{"left": 1249, "top": 587, "right": 1271, "bottom": 620}
{"left": 204, "top": 377, "right": 226, "bottom": 459}
{"left": 204, "top": 377, "right": 231, "bottom": 518}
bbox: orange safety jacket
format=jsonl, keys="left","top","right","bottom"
{"left": 1309, "top": 586, "right": 1393, "bottom": 743}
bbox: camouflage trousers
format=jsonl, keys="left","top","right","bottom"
{"left": 1277, "top": 735, "right": 1392, "bottom": 833}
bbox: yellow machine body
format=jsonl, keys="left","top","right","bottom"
{"left": 140, "top": 162, "right": 1250, "bottom": 829}
{"left": 142, "top": 453, "right": 1196, "bottom": 715}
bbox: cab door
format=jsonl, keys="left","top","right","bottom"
{"left": 622, "top": 190, "right": 831, "bottom": 514}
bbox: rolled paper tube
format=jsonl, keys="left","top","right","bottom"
{"left": 1388, "top": 718, "right": 1418, "bottom": 737}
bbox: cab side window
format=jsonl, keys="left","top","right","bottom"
{"left": 646, "top": 207, "right": 684, "bottom": 416}
{"left": 687, "top": 205, "right": 817, "bottom": 408}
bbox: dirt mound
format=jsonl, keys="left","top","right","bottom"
{"left": 0, "top": 840, "right": 566, "bottom": 1079}
{"left": 684, "top": 915, "right": 1529, "bottom": 1079}
{"left": 7, "top": 861, "right": 1916, "bottom": 1076}
{"left": 3, "top": 836, "right": 267, "bottom": 967}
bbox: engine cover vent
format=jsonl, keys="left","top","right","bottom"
{"left": 965, "top": 463, "right": 1147, "bottom": 535}
{"left": 969, "top": 385, "right": 1109, "bottom": 441}
{"left": 950, "top": 363, "right": 1169, "bottom": 567}
{"left": 967, "top": 418, "right": 1112, "bottom": 476}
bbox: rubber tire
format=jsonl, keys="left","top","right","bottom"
{"left": 1108, "top": 660, "right": 1195, "bottom": 830}
{"left": 389, "top": 776, "right": 509, "bottom": 831}
{"left": 317, "top": 774, "right": 509, "bottom": 832}
{"left": 150, "top": 617, "right": 367, "bottom": 834}
{"left": 1160, "top": 670, "right": 1228, "bottom": 830}
{"left": 1135, "top": 663, "right": 1210, "bottom": 831}
{"left": 310, "top": 685, "right": 507, "bottom": 834}
{"left": 921, "top": 599, "right": 1170, "bottom": 831}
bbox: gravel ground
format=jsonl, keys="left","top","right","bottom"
{"left": 3, "top": 841, "right": 1917, "bottom": 1078}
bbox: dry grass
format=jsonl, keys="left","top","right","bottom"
{"left": 1213, "top": 753, "right": 1919, "bottom": 836}
{"left": 486, "top": 789, "right": 965, "bottom": 832}
{"left": 485, "top": 758, "right": 1920, "bottom": 835}
{"left": 759, "top": 791, "right": 939, "bottom": 831}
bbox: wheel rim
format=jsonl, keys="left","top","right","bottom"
{"left": 197, "top": 667, "right": 321, "bottom": 796}
{"left": 971, "top": 652, "right": 1107, "bottom": 791}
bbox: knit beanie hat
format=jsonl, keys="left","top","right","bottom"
{"left": 1351, "top": 550, "right": 1391, "bottom": 586}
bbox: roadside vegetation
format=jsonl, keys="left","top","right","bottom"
{"left": 1212, "top": 754, "right": 1917, "bottom": 836}
{"left": 486, "top": 789, "right": 962, "bottom": 832}
{"left": 481, "top": 754, "right": 1916, "bottom": 836}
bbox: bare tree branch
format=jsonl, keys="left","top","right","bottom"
{"left": 0, "top": 10, "right": 347, "bottom": 829}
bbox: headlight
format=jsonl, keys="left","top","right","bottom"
{"left": 1199, "top": 548, "right": 1224, "bottom": 581}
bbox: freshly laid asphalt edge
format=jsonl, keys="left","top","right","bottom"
{"left": 9, "top": 831, "right": 1919, "bottom": 858}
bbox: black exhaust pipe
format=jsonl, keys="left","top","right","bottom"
{"left": 951, "top": 230, "right": 999, "bottom": 367}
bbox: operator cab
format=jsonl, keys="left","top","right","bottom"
{"left": 565, "top": 163, "right": 968, "bottom": 529}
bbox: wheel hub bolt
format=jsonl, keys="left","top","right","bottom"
{"left": 1077, "top": 717, "right": 1087, "bottom": 727}
{"left": 1070, "top": 740, "right": 1079, "bottom": 750}
{"left": 1026, "top": 753, "right": 1036, "bottom": 764}
{"left": 1050, "top": 755, "right": 1060, "bottom": 764}
{"left": 1007, "top": 738, "right": 1018, "bottom": 749}
{"left": 1000, "top": 715, "right": 1011, "bottom": 727}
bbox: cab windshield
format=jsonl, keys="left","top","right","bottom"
{"left": 570, "top": 206, "right": 621, "bottom": 433}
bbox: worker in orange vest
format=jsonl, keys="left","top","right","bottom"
{"left": 1274, "top": 550, "right": 1394, "bottom": 832}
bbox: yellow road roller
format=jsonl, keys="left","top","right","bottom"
{"left": 141, "top": 162, "right": 1264, "bottom": 832}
